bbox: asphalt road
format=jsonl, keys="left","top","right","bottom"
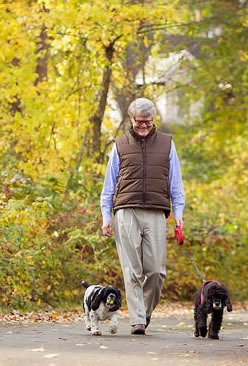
{"left": 0, "top": 310, "right": 247, "bottom": 366}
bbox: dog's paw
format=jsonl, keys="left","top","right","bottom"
{"left": 208, "top": 334, "right": 219, "bottom": 340}
{"left": 194, "top": 331, "right": 200, "bottom": 337}
{"left": 110, "top": 327, "right": 118, "bottom": 334}
{"left": 86, "top": 325, "right": 91, "bottom": 331}
{"left": 199, "top": 327, "right": 207, "bottom": 338}
{"left": 91, "top": 330, "right": 102, "bottom": 336}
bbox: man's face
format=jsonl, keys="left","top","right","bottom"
{"left": 130, "top": 111, "right": 153, "bottom": 138}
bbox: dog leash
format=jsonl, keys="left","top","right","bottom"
{"left": 174, "top": 226, "right": 205, "bottom": 280}
{"left": 174, "top": 226, "right": 206, "bottom": 280}
{"left": 190, "top": 258, "right": 206, "bottom": 283}
{"left": 190, "top": 258, "right": 209, "bottom": 304}
{"left": 174, "top": 228, "right": 223, "bottom": 305}
{"left": 190, "top": 258, "right": 222, "bottom": 304}
{"left": 174, "top": 225, "right": 184, "bottom": 245}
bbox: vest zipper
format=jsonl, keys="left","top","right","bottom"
{"left": 141, "top": 140, "right": 146, "bottom": 203}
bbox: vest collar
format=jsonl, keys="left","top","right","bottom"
{"left": 129, "top": 125, "right": 156, "bottom": 142}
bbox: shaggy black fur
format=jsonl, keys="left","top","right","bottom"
{"left": 194, "top": 281, "right": 232, "bottom": 339}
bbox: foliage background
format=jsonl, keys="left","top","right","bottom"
{"left": 0, "top": 0, "right": 247, "bottom": 310}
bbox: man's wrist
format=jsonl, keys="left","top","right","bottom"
{"left": 103, "top": 214, "right": 112, "bottom": 225}
{"left": 173, "top": 210, "right": 183, "bottom": 219}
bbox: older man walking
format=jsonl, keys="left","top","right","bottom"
{"left": 101, "top": 98, "right": 185, "bottom": 335}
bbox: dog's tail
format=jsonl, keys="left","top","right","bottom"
{"left": 81, "top": 281, "right": 90, "bottom": 288}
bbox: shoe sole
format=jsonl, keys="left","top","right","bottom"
{"left": 131, "top": 329, "right": 145, "bottom": 335}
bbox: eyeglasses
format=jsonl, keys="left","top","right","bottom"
{"left": 133, "top": 119, "right": 153, "bottom": 126}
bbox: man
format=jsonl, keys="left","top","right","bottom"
{"left": 101, "top": 98, "right": 185, "bottom": 335}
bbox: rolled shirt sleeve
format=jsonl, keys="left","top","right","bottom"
{"left": 169, "top": 140, "right": 185, "bottom": 218}
{"left": 100, "top": 143, "right": 120, "bottom": 224}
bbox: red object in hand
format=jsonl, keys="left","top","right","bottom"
{"left": 174, "top": 225, "right": 184, "bottom": 245}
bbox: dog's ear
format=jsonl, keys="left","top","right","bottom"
{"left": 117, "top": 289, "right": 122, "bottom": 307}
{"left": 203, "top": 286, "right": 213, "bottom": 312}
{"left": 225, "top": 297, "right": 232, "bottom": 312}
{"left": 205, "top": 297, "right": 213, "bottom": 313}
{"left": 101, "top": 287, "right": 110, "bottom": 301}
{"left": 91, "top": 292, "right": 103, "bottom": 311}
{"left": 222, "top": 285, "right": 232, "bottom": 312}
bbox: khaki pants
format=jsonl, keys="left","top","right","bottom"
{"left": 114, "top": 208, "right": 166, "bottom": 325}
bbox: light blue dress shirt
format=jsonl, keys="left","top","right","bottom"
{"left": 101, "top": 140, "right": 185, "bottom": 224}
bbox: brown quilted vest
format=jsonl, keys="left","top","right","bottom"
{"left": 113, "top": 126, "right": 172, "bottom": 217}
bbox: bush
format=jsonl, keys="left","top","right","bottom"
{"left": 0, "top": 167, "right": 247, "bottom": 310}
{"left": 0, "top": 171, "right": 122, "bottom": 309}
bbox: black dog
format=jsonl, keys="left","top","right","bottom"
{"left": 82, "top": 281, "right": 122, "bottom": 336}
{"left": 194, "top": 280, "right": 232, "bottom": 339}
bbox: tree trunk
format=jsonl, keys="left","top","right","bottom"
{"left": 90, "top": 40, "right": 116, "bottom": 163}
{"left": 35, "top": 24, "right": 49, "bottom": 86}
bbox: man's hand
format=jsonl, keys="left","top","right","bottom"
{"left": 102, "top": 220, "right": 112, "bottom": 237}
{"left": 175, "top": 217, "right": 184, "bottom": 228}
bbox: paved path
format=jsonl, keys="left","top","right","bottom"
{"left": 0, "top": 310, "right": 247, "bottom": 365}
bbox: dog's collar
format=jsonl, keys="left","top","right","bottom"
{"left": 200, "top": 280, "right": 222, "bottom": 305}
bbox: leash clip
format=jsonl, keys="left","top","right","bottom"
{"left": 174, "top": 225, "right": 184, "bottom": 245}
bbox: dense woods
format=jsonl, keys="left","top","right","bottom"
{"left": 0, "top": 0, "right": 247, "bottom": 310}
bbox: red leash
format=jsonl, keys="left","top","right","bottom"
{"left": 174, "top": 225, "right": 184, "bottom": 245}
{"left": 175, "top": 233, "right": 222, "bottom": 304}
{"left": 175, "top": 229, "right": 222, "bottom": 304}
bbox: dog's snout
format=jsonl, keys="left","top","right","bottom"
{"left": 106, "top": 293, "right": 117, "bottom": 306}
{"left": 213, "top": 299, "right": 222, "bottom": 309}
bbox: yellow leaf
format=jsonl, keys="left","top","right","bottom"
{"left": 178, "top": 322, "right": 186, "bottom": 327}
{"left": 143, "top": 36, "right": 149, "bottom": 48}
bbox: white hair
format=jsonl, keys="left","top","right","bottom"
{"left": 128, "top": 98, "right": 155, "bottom": 117}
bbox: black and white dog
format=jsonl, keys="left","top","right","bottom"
{"left": 82, "top": 281, "right": 122, "bottom": 336}
{"left": 194, "top": 280, "right": 232, "bottom": 339}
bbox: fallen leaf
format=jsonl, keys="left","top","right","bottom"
{"left": 27, "top": 347, "right": 45, "bottom": 352}
{"left": 44, "top": 354, "right": 58, "bottom": 359}
{"left": 178, "top": 322, "right": 186, "bottom": 327}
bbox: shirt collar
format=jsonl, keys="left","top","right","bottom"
{"left": 129, "top": 124, "right": 156, "bottom": 142}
